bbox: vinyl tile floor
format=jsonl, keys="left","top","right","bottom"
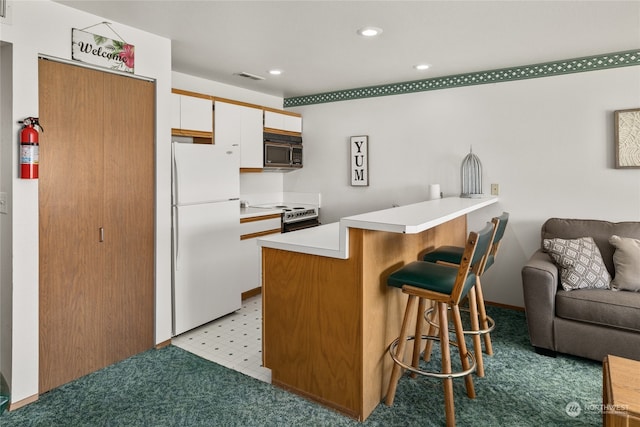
{"left": 172, "top": 294, "right": 272, "bottom": 383}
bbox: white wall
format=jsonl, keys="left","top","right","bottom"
{"left": 172, "top": 71, "right": 283, "bottom": 109}
{"left": 286, "top": 66, "right": 640, "bottom": 307}
{"left": 0, "top": 0, "right": 172, "bottom": 405}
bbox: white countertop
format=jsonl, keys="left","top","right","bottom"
{"left": 257, "top": 196, "right": 498, "bottom": 259}
{"left": 254, "top": 222, "right": 345, "bottom": 258}
{"left": 341, "top": 196, "right": 499, "bottom": 234}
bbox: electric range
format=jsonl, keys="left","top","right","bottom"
{"left": 252, "top": 203, "right": 320, "bottom": 232}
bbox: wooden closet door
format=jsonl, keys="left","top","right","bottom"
{"left": 38, "top": 59, "right": 155, "bottom": 393}
{"left": 39, "top": 59, "right": 108, "bottom": 392}
{"left": 102, "top": 72, "right": 155, "bottom": 362}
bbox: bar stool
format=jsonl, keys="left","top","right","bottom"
{"left": 385, "top": 222, "right": 494, "bottom": 427}
{"left": 422, "top": 212, "right": 509, "bottom": 377}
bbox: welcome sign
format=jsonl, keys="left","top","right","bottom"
{"left": 72, "top": 28, "right": 134, "bottom": 73}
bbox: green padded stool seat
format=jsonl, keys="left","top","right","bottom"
{"left": 384, "top": 222, "right": 494, "bottom": 427}
{"left": 422, "top": 245, "right": 464, "bottom": 265}
{"left": 422, "top": 212, "right": 509, "bottom": 377}
{"left": 388, "top": 262, "right": 477, "bottom": 298}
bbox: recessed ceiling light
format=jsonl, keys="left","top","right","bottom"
{"left": 357, "top": 26, "right": 383, "bottom": 37}
{"left": 268, "top": 69, "right": 283, "bottom": 76}
{"left": 414, "top": 64, "right": 431, "bottom": 71}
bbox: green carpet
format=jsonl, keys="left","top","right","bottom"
{"left": 1, "top": 307, "right": 602, "bottom": 426}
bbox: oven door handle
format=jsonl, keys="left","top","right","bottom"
{"left": 282, "top": 218, "right": 320, "bottom": 233}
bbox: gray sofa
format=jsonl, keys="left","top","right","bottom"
{"left": 521, "top": 218, "right": 640, "bottom": 362}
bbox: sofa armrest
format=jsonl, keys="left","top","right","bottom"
{"left": 521, "top": 249, "right": 559, "bottom": 352}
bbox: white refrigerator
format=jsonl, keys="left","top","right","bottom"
{"left": 172, "top": 141, "right": 241, "bottom": 335}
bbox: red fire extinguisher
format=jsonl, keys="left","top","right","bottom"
{"left": 19, "top": 117, "right": 42, "bottom": 179}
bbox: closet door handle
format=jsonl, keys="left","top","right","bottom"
{"left": 99, "top": 227, "right": 104, "bottom": 242}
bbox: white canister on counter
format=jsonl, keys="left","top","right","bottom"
{"left": 428, "top": 184, "right": 441, "bottom": 200}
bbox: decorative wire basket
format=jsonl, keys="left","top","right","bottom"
{"left": 461, "top": 147, "right": 483, "bottom": 198}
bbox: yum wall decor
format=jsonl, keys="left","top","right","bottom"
{"left": 350, "top": 135, "right": 369, "bottom": 186}
{"left": 72, "top": 24, "right": 134, "bottom": 73}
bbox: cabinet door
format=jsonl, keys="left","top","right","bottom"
{"left": 239, "top": 216, "right": 282, "bottom": 294}
{"left": 264, "top": 110, "right": 302, "bottom": 133}
{"left": 283, "top": 114, "right": 302, "bottom": 133}
{"left": 171, "top": 93, "right": 181, "bottom": 130}
{"left": 216, "top": 101, "right": 263, "bottom": 168}
{"left": 180, "top": 95, "right": 213, "bottom": 133}
{"left": 214, "top": 100, "right": 242, "bottom": 147}
{"left": 240, "top": 106, "right": 264, "bottom": 168}
{"left": 264, "top": 110, "right": 284, "bottom": 130}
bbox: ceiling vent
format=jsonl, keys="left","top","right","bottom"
{"left": 234, "top": 72, "right": 265, "bottom": 81}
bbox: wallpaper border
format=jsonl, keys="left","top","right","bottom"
{"left": 284, "top": 49, "right": 640, "bottom": 108}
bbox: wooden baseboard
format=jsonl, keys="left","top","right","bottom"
{"left": 155, "top": 339, "right": 172, "bottom": 349}
{"left": 242, "top": 287, "right": 262, "bottom": 300}
{"left": 486, "top": 300, "right": 524, "bottom": 311}
{"left": 8, "top": 393, "right": 38, "bottom": 411}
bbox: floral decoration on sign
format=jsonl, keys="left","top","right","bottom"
{"left": 72, "top": 25, "right": 135, "bottom": 73}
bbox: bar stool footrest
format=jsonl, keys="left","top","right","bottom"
{"left": 388, "top": 334, "right": 476, "bottom": 379}
{"left": 424, "top": 306, "right": 496, "bottom": 336}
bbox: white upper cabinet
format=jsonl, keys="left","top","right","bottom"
{"left": 241, "top": 106, "right": 264, "bottom": 168}
{"left": 181, "top": 95, "right": 213, "bottom": 133}
{"left": 214, "top": 101, "right": 241, "bottom": 147}
{"left": 171, "top": 92, "right": 213, "bottom": 136}
{"left": 215, "top": 100, "right": 263, "bottom": 168}
{"left": 171, "top": 93, "right": 181, "bottom": 130}
{"left": 264, "top": 110, "right": 302, "bottom": 133}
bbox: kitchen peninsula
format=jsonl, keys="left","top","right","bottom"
{"left": 257, "top": 197, "right": 498, "bottom": 421}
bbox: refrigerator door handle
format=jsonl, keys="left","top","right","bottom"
{"left": 172, "top": 149, "right": 180, "bottom": 205}
{"left": 173, "top": 208, "right": 180, "bottom": 271}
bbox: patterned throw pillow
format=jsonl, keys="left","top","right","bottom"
{"left": 542, "top": 237, "right": 611, "bottom": 291}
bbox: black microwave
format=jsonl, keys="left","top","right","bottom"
{"left": 264, "top": 132, "right": 302, "bottom": 170}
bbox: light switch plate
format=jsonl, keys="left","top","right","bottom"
{"left": 0, "top": 192, "right": 7, "bottom": 214}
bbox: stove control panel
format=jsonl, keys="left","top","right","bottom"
{"left": 283, "top": 207, "right": 318, "bottom": 223}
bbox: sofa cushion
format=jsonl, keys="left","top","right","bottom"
{"left": 543, "top": 237, "right": 611, "bottom": 291}
{"left": 541, "top": 218, "right": 640, "bottom": 276}
{"left": 609, "top": 235, "right": 640, "bottom": 292}
{"left": 556, "top": 289, "right": 640, "bottom": 333}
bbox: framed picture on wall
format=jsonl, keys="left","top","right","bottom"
{"left": 350, "top": 135, "right": 369, "bottom": 186}
{"left": 615, "top": 108, "right": 640, "bottom": 168}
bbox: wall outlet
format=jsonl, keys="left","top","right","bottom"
{"left": 491, "top": 183, "right": 499, "bottom": 196}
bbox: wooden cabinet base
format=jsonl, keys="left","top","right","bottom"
{"left": 262, "top": 217, "right": 466, "bottom": 421}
